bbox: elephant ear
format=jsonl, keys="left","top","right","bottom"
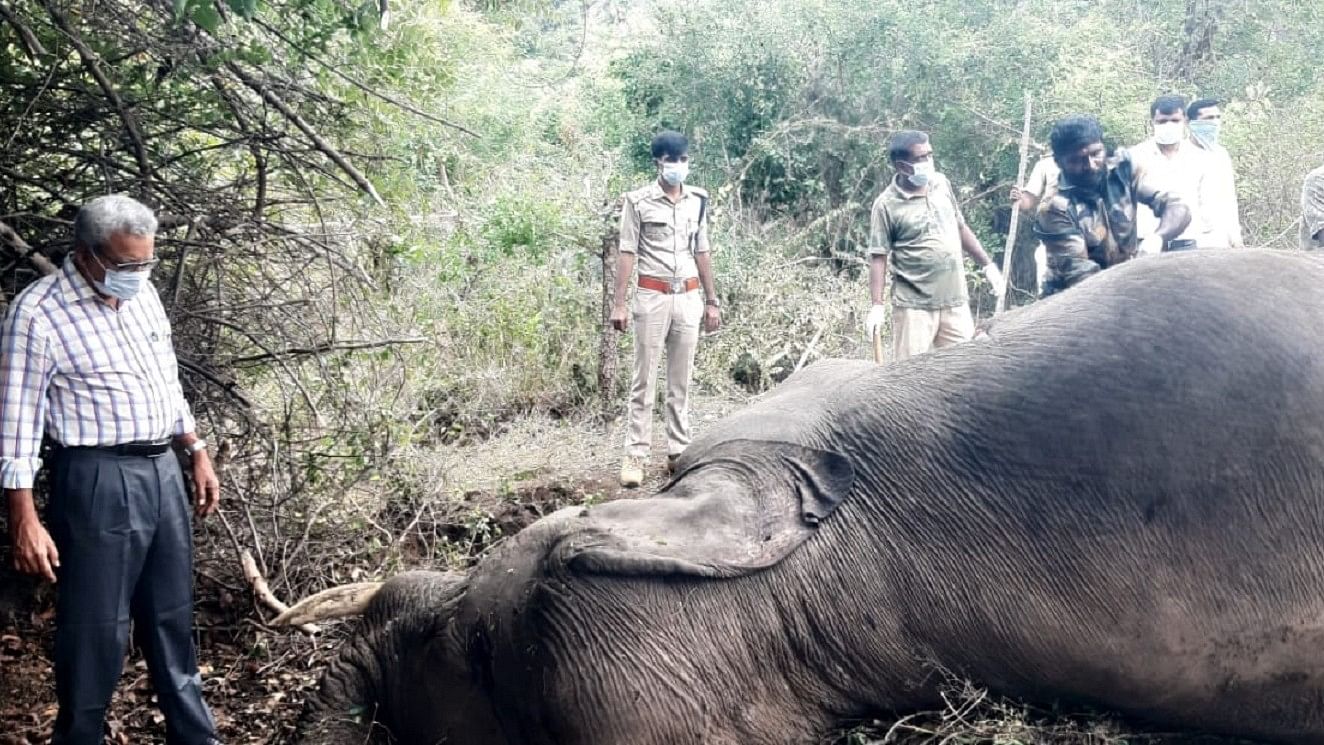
{"left": 563, "top": 440, "right": 854, "bottom": 579}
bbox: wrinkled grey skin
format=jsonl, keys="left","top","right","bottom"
{"left": 296, "top": 250, "right": 1324, "bottom": 744}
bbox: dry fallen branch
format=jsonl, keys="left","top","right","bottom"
{"left": 0, "top": 219, "right": 57, "bottom": 275}
{"left": 240, "top": 549, "right": 320, "bottom": 635}
{"left": 225, "top": 337, "right": 427, "bottom": 366}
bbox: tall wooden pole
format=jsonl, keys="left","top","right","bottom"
{"left": 598, "top": 199, "right": 622, "bottom": 419}
{"left": 996, "top": 92, "right": 1033, "bottom": 315}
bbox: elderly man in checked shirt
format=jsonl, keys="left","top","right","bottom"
{"left": 2, "top": 195, "right": 221, "bottom": 745}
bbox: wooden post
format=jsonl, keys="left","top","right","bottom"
{"left": 996, "top": 93, "right": 1033, "bottom": 315}
{"left": 598, "top": 199, "right": 622, "bottom": 419}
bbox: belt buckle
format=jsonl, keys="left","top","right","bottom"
{"left": 671, "top": 278, "right": 684, "bottom": 293}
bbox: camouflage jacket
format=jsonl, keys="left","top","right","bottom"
{"left": 1034, "top": 150, "right": 1181, "bottom": 294}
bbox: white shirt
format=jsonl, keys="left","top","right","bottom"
{"left": 0, "top": 259, "right": 194, "bottom": 489}
{"left": 1130, "top": 138, "right": 1213, "bottom": 250}
{"left": 1192, "top": 140, "right": 1243, "bottom": 248}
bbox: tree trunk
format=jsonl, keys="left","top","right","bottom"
{"left": 1176, "top": 0, "right": 1220, "bottom": 82}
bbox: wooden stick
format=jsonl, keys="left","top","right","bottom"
{"left": 996, "top": 93, "right": 1033, "bottom": 315}
{"left": 240, "top": 549, "right": 320, "bottom": 634}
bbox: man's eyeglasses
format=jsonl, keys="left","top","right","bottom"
{"left": 93, "top": 248, "right": 159, "bottom": 273}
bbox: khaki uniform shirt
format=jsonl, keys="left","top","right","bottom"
{"left": 619, "top": 182, "right": 711, "bottom": 280}
{"left": 1035, "top": 149, "right": 1181, "bottom": 293}
{"left": 1023, "top": 156, "right": 1060, "bottom": 202}
{"left": 868, "top": 173, "right": 969, "bottom": 310}
{"left": 1302, "top": 164, "right": 1324, "bottom": 251}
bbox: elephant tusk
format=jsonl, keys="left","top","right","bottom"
{"left": 272, "top": 582, "right": 384, "bottom": 627}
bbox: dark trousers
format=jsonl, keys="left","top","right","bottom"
{"left": 47, "top": 448, "right": 216, "bottom": 745}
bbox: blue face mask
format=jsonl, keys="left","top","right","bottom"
{"left": 661, "top": 161, "right": 690, "bottom": 186}
{"left": 1189, "top": 120, "right": 1220, "bottom": 147}
{"left": 92, "top": 252, "right": 153, "bottom": 301}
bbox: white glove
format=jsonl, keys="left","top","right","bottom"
{"left": 982, "top": 263, "right": 1006, "bottom": 299}
{"left": 864, "top": 304, "right": 888, "bottom": 339}
{"left": 1139, "top": 234, "right": 1164, "bottom": 255}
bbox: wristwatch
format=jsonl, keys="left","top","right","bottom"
{"left": 705, "top": 298, "right": 721, "bottom": 308}
{"left": 184, "top": 439, "right": 208, "bottom": 456}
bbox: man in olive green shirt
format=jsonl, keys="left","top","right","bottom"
{"left": 865, "top": 130, "right": 1003, "bottom": 362}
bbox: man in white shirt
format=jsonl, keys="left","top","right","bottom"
{"left": 2, "top": 196, "right": 220, "bottom": 745}
{"left": 1186, "top": 98, "right": 1244, "bottom": 249}
{"left": 1130, "top": 95, "right": 1213, "bottom": 253}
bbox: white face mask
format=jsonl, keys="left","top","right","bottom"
{"left": 661, "top": 162, "right": 690, "bottom": 186}
{"left": 92, "top": 251, "right": 153, "bottom": 301}
{"left": 1153, "top": 121, "right": 1185, "bottom": 146}
{"left": 907, "top": 160, "right": 935, "bottom": 187}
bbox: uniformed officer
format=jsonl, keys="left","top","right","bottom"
{"left": 1035, "top": 114, "right": 1190, "bottom": 294}
{"left": 610, "top": 131, "right": 720, "bottom": 487}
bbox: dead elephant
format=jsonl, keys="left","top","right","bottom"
{"left": 280, "top": 249, "right": 1324, "bottom": 744}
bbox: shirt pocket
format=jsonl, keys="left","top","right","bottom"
{"left": 142, "top": 325, "right": 173, "bottom": 355}
{"left": 642, "top": 221, "right": 673, "bottom": 245}
{"left": 932, "top": 200, "right": 958, "bottom": 231}
{"left": 891, "top": 219, "right": 930, "bottom": 246}
{"left": 683, "top": 216, "right": 699, "bottom": 254}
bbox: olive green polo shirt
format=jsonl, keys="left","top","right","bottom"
{"left": 619, "top": 182, "right": 711, "bottom": 280}
{"left": 868, "top": 173, "right": 968, "bottom": 309}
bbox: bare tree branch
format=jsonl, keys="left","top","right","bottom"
{"left": 224, "top": 62, "right": 387, "bottom": 208}
{"left": 41, "top": 0, "right": 153, "bottom": 184}
{"left": 0, "top": 220, "right": 58, "bottom": 275}
{"left": 0, "top": 1, "right": 46, "bottom": 59}
{"left": 253, "top": 18, "right": 479, "bottom": 138}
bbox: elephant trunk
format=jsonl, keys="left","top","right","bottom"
{"left": 292, "top": 625, "right": 391, "bottom": 743}
{"left": 283, "top": 571, "right": 472, "bottom": 744}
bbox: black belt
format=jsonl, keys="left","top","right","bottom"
{"left": 61, "top": 439, "right": 172, "bottom": 457}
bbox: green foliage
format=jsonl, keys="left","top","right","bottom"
{"left": 602, "top": 0, "right": 1322, "bottom": 256}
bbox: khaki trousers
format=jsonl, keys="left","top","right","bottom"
{"left": 625, "top": 288, "right": 703, "bottom": 458}
{"left": 892, "top": 304, "right": 974, "bottom": 362}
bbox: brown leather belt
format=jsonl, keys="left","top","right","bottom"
{"left": 638, "top": 275, "right": 699, "bottom": 294}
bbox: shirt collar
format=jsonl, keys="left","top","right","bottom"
{"left": 885, "top": 175, "right": 929, "bottom": 201}
{"left": 58, "top": 257, "right": 101, "bottom": 304}
{"left": 645, "top": 180, "right": 697, "bottom": 203}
